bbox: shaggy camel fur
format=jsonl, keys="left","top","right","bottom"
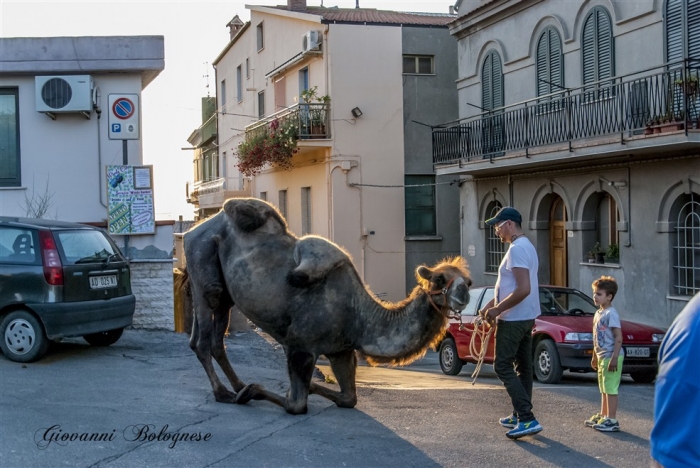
{"left": 180, "top": 198, "right": 471, "bottom": 414}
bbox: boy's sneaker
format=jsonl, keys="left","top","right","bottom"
{"left": 499, "top": 414, "right": 518, "bottom": 428}
{"left": 506, "top": 419, "right": 543, "bottom": 439}
{"left": 593, "top": 418, "right": 620, "bottom": 432}
{"left": 584, "top": 413, "right": 604, "bottom": 427}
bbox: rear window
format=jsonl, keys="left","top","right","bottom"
{"left": 55, "top": 229, "right": 121, "bottom": 265}
{"left": 0, "top": 227, "right": 40, "bottom": 264}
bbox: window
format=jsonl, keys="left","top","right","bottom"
{"left": 485, "top": 202, "right": 506, "bottom": 272}
{"left": 258, "top": 91, "right": 265, "bottom": 119}
{"left": 403, "top": 55, "right": 434, "bottom": 75}
{"left": 0, "top": 88, "right": 21, "bottom": 187}
{"left": 259, "top": 191, "right": 267, "bottom": 201}
{"left": 278, "top": 190, "right": 287, "bottom": 219}
{"left": 582, "top": 7, "right": 614, "bottom": 89}
{"left": 672, "top": 194, "right": 699, "bottom": 295}
{"left": 481, "top": 51, "right": 504, "bottom": 157}
{"left": 246, "top": 58, "right": 250, "bottom": 79}
{"left": 536, "top": 28, "right": 564, "bottom": 98}
{"left": 404, "top": 175, "right": 436, "bottom": 236}
{"left": 666, "top": 0, "right": 700, "bottom": 63}
{"left": 0, "top": 228, "right": 38, "bottom": 264}
{"left": 236, "top": 65, "right": 242, "bottom": 103}
{"left": 220, "top": 80, "right": 226, "bottom": 114}
{"left": 301, "top": 187, "right": 311, "bottom": 235}
{"left": 257, "top": 22, "right": 264, "bottom": 51}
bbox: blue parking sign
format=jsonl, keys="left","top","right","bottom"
{"left": 112, "top": 123, "right": 122, "bottom": 133}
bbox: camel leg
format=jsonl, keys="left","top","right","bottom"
{"left": 210, "top": 306, "right": 246, "bottom": 393}
{"left": 190, "top": 291, "right": 237, "bottom": 403}
{"left": 310, "top": 349, "right": 358, "bottom": 408}
{"left": 236, "top": 348, "right": 315, "bottom": 415}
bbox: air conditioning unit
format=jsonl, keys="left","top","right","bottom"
{"left": 302, "top": 30, "right": 322, "bottom": 54}
{"left": 35, "top": 75, "right": 94, "bottom": 113}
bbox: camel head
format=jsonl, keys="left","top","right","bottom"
{"left": 416, "top": 257, "right": 472, "bottom": 315}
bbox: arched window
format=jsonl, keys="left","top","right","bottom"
{"left": 665, "top": 0, "right": 700, "bottom": 64}
{"left": 485, "top": 202, "right": 506, "bottom": 272}
{"left": 481, "top": 51, "right": 504, "bottom": 157}
{"left": 582, "top": 192, "right": 620, "bottom": 262}
{"left": 672, "top": 194, "right": 699, "bottom": 295}
{"left": 537, "top": 27, "right": 564, "bottom": 97}
{"left": 582, "top": 7, "right": 614, "bottom": 91}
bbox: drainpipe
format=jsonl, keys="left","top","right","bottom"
{"left": 625, "top": 166, "right": 631, "bottom": 247}
{"left": 95, "top": 88, "right": 107, "bottom": 209}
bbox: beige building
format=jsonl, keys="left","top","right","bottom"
{"left": 209, "top": 1, "right": 456, "bottom": 301}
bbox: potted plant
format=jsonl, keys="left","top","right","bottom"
{"left": 606, "top": 243, "right": 619, "bottom": 263}
{"left": 300, "top": 86, "right": 330, "bottom": 138}
{"left": 674, "top": 74, "right": 699, "bottom": 96}
{"left": 236, "top": 118, "right": 299, "bottom": 177}
{"left": 587, "top": 242, "right": 605, "bottom": 264}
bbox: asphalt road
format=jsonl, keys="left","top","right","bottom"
{"left": 0, "top": 328, "right": 655, "bottom": 468}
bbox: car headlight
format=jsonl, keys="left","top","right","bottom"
{"left": 565, "top": 332, "right": 593, "bottom": 342}
{"left": 652, "top": 334, "right": 665, "bottom": 343}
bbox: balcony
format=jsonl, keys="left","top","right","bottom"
{"left": 245, "top": 103, "right": 331, "bottom": 141}
{"left": 432, "top": 59, "right": 700, "bottom": 167}
{"left": 187, "top": 177, "right": 250, "bottom": 209}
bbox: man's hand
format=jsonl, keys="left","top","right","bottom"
{"left": 480, "top": 307, "right": 500, "bottom": 327}
{"left": 591, "top": 356, "right": 598, "bottom": 370}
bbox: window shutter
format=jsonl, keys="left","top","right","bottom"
{"left": 550, "top": 29, "right": 563, "bottom": 91}
{"left": 582, "top": 13, "right": 596, "bottom": 85}
{"left": 537, "top": 32, "right": 549, "bottom": 96}
{"left": 688, "top": 0, "right": 700, "bottom": 59}
{"left": 596, "top": 9, "right": 613, "bottom": 81}
{"left": 482, "top": 53, "right": 493, "bottom": 110}
{"left": 667, "top": 0, "right": 684, "bottom": 62}
{"left": 492, "top": 53, "right": 503, "bottom": 109}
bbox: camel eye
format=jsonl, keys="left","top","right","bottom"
{"left": 435, "top": 274, "right": 445, "bottom": 287}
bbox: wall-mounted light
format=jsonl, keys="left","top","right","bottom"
{"left": 351, "top": 107, "right": 363, "bottom": 118}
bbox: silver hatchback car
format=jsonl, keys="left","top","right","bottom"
{"left": 0, "top": 217, "right": 135, "bottom": 362}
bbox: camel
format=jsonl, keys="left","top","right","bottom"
{"left": 180, "top": 197, "right": 472, "bottom": 414}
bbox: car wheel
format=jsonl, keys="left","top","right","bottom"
{"left": 533, "top": 340, "right": 563, "bottom": 384}
{"left": 83, "top": 328, "right": 124, "bottom": 347}
{"left": 0, "top": 310, "right": 50, "bottom": 363}
{"left": 630, "top": 370, "right": 657, "bottom": 384}
{"left": 439, "top": 337, "right": 464, "bottom": 375}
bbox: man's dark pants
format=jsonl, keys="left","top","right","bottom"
{"left": 494, "top": 319, "right": 536, "bottom": 422}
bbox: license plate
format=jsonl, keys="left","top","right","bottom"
{"left": 626, "top": 347, "right": 650, "bottom": 357}
{"left": 90, "top": 275, "right": 117, "bottom": 289}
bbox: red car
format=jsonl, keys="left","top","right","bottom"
{"left": 438, "top": 285, "right": 666, "bottom": 384}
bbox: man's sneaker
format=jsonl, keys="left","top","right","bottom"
{"left": 584, "top": 413, "right": 604, "bottom": 427}
{"left": 506, "top": 419, "right": 543, "bottom": 439}
{"left": 499, "top": 414, "right": 518, "bottom": 428}
{"left": 593, "top": 418, "right": 620, "bottom": 432}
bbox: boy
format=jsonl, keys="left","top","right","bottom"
{"left": 585, "top": 275, "right": 624, "bottom": 432}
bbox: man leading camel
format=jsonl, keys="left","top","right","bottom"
{"left": 479, "top": 206, "right": 543, "bottom": 439}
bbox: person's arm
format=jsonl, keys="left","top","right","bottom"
{"left": 478, "top": 297, "right": 496, "bottom": 317}
{"left": 482, "top": 267, "right": 530, "bottom": 324}
{"left": 607, "top": 327, "right": 623, "bottom": 372}
{"left": 591, "top": 354, "right": 598, "bottom": 370}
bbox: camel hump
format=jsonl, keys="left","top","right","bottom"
{"left": 223, "top": 197, "right": 288, "bottom": 234}
{"left": 288, "top": 236, "right": 351, "bottom": 287}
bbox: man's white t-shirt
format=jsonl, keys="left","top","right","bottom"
{"left": 495, "top": 236, "right": 540, "bottom": 321}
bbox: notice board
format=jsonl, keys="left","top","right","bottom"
{"left": 107, "top": 165, "right": 155, "bottom": 235}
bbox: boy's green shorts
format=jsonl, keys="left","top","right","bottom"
{"left": 598, "top": 355, "right": 624, "bottom": 395}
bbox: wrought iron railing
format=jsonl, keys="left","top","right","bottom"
{"left": 245, "top": 103, "right": 331, "bottom": 141}
{"left": 433, "top": 59, "right": 700, "bottom": 165}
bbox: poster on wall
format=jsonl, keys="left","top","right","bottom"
{"left": 107, "top": 165, "right": 155, "bottom": 235}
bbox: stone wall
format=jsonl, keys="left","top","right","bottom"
{"left": 130, "top": 260, "right": 175, "bottom": 330}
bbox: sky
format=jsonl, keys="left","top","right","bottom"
{"left": 1, "top": 0, "right": 455, "bottom": 220}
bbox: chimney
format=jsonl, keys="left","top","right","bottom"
{"left": 287, "top": 0, "right": 307, "bottom": 12}
{"left": 226, "top": 15, "right": 245, "bottom": 41}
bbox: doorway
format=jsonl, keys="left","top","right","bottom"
{"left": 549, "top": 197, "right": 567, "bottom": 286}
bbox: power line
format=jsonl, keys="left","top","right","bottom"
{"left": 349, "top": 179, "right": 464, "bottom": 188}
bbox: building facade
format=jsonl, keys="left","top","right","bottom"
{"left": 210, "top": 1, "right": 458, "bottom": 300}
{"left": 0, "top": 36, "right": 175, "bottom": 329}
{"left": 437, "top": 0, "right": 699, "bottom": 327}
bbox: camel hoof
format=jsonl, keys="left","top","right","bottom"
{"left": 214, "top": 388, "right": 237, "bottom": 404}
{"left": 235, "top": 384, "right": 264, "bottom": 405}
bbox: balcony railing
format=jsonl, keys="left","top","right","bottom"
{"left": 245, "top": 103, "right": 331, "bottom": 141}
{"left": 433, "top": 59, "right": 700, "bottom": 165}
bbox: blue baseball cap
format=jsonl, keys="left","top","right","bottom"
{"left": 485, "top": 206, "right": 522, "bottom": 225}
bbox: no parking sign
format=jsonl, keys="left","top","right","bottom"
{"left": 108, "top": 94, "right": 140, "bottom": 140}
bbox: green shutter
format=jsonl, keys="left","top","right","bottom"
{"left": 537, "top": 28, "right": 563, "bottom": 96}
{"left": 492, "top": 53, "right": 503, "bottom": 109}
{"left": 0, "top": 91, "right": 20, "bottom": 187}
{"left": 597, "top": 9, "right": 613, "bottom": 81}
{"left": 582, "top": 13, "right": 596, "bottom": 85}
{"left": 582, "top": 8, "right": 613, "bottom": 85}
{"left": 482, "top": 53, "right": 493, "bottom": 110}
{"left": 688, "top": 0, "right": 700, "bottom": 59}
{"left": 667, "top": 0, "right": 684, "bottom": 62}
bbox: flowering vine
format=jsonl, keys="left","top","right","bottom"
{"left": 236, "top": 118, "right": 299, "bottom": 177}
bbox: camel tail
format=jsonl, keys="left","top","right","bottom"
{"left": 174, "top": 266, "right": 191, "bottom": 300}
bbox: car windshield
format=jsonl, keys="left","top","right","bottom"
{"left": 539, "top": 287, "right": 597, "bottom": 316}
{"left": 55, "top": 230, "right": 122, "bottom": 265}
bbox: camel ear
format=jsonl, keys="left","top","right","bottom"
{"left": 224, "top": 200, "right": 268, "bottom": 232}
{"left": 416, "top": 266, "right": 432, "bottom": 280}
